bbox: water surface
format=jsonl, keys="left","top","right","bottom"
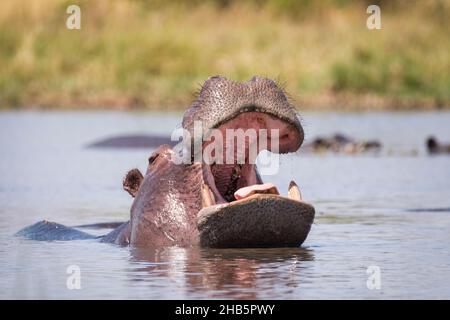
{"left": 1, "top": 111, "right": 449, "bottom": 299}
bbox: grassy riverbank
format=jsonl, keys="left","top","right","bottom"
{"left": 0, "top": 0, "right": 449, "bottom": 110}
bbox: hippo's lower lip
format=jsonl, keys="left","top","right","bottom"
{"left": 197, "top": 193, "right": 315, "bottom": 248}
{"left": 200, "top": 176, "right": 315, "bottom": 248}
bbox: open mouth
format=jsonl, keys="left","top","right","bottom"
{"left": 201, "top": 110, "right": 304, "bottom": 205}
{"left": 183, "top": 107, "right": 316, "bottom": 248}
{"left": 196, "top": 109, "right": 315, "bottom": 248}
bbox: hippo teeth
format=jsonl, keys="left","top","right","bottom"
{"left": 202, "top": 183, "right": 216, "bottom": 208}
{"left": 288, "top": 180, "right": 302, "bottom": 201}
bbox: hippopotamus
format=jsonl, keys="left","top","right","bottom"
{"left": 303, "top": 133, "right": 381, "bottom": 154}
{"left": 426, "top": 136, "right": 450, "bottom": 154}
{"left": 17, "top": 76, "right": 315, "bottom": 248}
{"left": 87, "top": 134, "right": 173, "bottom": 149}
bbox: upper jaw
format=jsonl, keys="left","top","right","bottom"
{"left": 210, "top": 105, "right": 305, "bottom": 153}
{"left": 182, "top": 75, "right": 305, "bottom": 149}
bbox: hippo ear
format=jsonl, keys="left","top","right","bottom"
{"left": 123, "top": 169, "right": 144, "bottom": 198}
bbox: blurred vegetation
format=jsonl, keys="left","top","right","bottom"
{"left": 0, "top": 0, "right": 449, "bottom": 110}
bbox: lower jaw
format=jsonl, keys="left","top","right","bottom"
{"left": 199, "top": 168, "right": 315, "bottom": 248}
{"left": 197, "top": 193, "right": 315, "bottom": 248}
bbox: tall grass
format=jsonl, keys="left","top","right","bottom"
{"left": 0, "top": 0, "right": 449, "bottom": 110}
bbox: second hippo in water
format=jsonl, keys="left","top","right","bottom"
{"left": 426, "top": 136, "right": 450, "bottom": 154}
{"left": 304, "top": 133, "right": 381, "bottom": 154}
{"left": 18, "top": 76, "right": 315, "bottom": 248}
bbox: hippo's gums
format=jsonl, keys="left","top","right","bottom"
{"left": 17, "top": 76, "right": 315, "bottom": 248}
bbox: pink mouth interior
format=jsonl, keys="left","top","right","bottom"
{"left": 202, "top": 111, "right": 301, "bottom": 203}
{"left": 234, "top": 183, "right": 279, "bottom": 200}
{"left": 209, "top": 111, "right": 302, "bottom": 155}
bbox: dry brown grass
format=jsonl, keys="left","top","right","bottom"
{"left": 0, "top": 0, "right": 449, "bottom": 110}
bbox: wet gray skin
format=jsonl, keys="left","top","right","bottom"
{"left": 17, "top": 76, "right": 315, "bottom": 248}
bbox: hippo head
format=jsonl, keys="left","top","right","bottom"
{"left": 126, "top": 76, "right": 314, "bottom": 248}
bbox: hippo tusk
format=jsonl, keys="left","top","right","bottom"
{"left": 288, "top": 180, "right": 302, "bottom": 201}
{"left": 202, "top": 183, "right": 215, "bottom": 208}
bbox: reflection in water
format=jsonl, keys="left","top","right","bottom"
{"left": 406, "top": 207, "right": 450, "bottom": 213}
{"left": 129, "top": 247, "right": 314, "bottom": 299}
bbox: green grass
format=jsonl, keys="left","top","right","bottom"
{"left": 0, "top": 0, "right": 449, "bottom": 110}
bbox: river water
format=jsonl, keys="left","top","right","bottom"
{"left": 0, "top": 111, "right": 449, "bottom": 299}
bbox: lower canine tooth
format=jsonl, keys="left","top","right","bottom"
{"left": 288, "top": 180, "right": 302, "bottom": 201}
{"left": 202, "top": 184, "right": 215, "bottom": 207}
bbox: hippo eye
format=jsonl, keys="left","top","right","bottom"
{"left": 148, "top": 154, "right": 159, "bottom": 165}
